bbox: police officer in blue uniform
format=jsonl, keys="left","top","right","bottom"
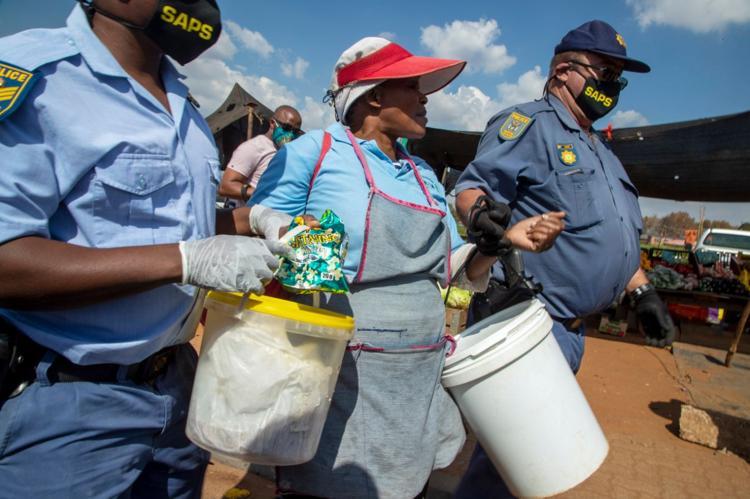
{"left": 0, "top": 1, "right": 292, "bottom": 497}
{"left": 454, "top": 20, "right": 676, "bottom": 497}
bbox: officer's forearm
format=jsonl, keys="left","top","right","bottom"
{"left": 0, "top": 237, "right": 182, "bottom": 309}
{"left": 626, "top": 267, "right": 650, "bottom": 293}
{"left": 456, "top": 188, "right": 486, "bottom": 226}
{"left": 215, "top": 207, "right": 253, "bottom": 236}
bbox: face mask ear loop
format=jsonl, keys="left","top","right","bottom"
{"left": 77, "top": 0, "right": 95, "bottom": 17}
{"left": 542, "top": 71, "right": 560, "bottom": 101}
{"left": 542, "top": 76, "right": 552, "bottom": 100}
{"left": 77, "top": 0, "right": 152, "bottom": 31}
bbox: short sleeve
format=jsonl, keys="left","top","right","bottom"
{"left": 455, "top": 110, "right": 536, "bottom": 206}
{"left": 226, "top": 140, "right": 259, "bottom": 177}
{"left": 250, "top": 130, "right": 326, "bottom": 215}
{"left": 0, "top": 110, "right": 61, "bottom": 244}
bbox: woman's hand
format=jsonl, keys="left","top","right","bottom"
{"left": 506, "top": 211, "right": 565, "bottom": 252}
{"left": 278, "top": 214, "right": 321, "bottom": 239}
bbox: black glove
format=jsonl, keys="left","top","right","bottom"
{"left": 467, "top": 196, "right": 512, "bottom": 256}
{"left": 632, "top": 285, "right": 676, "bottom": 347}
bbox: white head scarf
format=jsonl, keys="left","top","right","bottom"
{"left": 328, "top": 37, "right": 390, "bottom": 125}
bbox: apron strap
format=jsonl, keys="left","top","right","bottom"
{"left": 396, "top": 143, "right": 439, "bottom": 208}
{"left": 345, "top": 128, "right": 377, "bottom": 191}
{"left": 345, "top": 128, "right": 437, "bottom": 210}
{"left": 304, "top": 131, "right": 332, "bottom": 212}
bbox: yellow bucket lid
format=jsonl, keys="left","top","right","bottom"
{"left": 207, "top": 291, "right": 355, "bottom": 331}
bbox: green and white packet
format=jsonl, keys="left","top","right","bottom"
{"left": 275, "top": 209, "right": 349, "bottom": 294}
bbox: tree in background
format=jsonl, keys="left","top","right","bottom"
{"left": 641, "top": 212, "right": 746, "bottom": 241}
{"left": 658, "top": 211, "right": 696, "bottom": 238}
{"left": 642, "top": 215, "right": 661, "bottom": 237}
{"left": 704, "top": 219, "right": 734, "bottom": 230}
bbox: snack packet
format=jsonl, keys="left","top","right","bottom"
{"left": 275, "top": 209, "right": 349, "bottom": 294}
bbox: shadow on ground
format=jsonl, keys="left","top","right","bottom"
{"left": 650, "top": 399, "right": 750, "bottom": 462}
{"left": 649, "top": 399, "right": 682, "bottom": 437}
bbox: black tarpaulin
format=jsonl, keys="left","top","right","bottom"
{"left": 408, "top": 110, "right": 750, "bottom": 202}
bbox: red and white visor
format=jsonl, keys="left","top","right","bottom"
{"left": 330, "top": 37, "right": 466, "bottom": 124}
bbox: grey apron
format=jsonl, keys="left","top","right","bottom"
{"left": 277, "top": 130, "right": 465, "bottom": 498}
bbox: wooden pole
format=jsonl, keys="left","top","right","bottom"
{"left": 246, "top": 107, "right": 254, "bottom": 140}
{"left": 725, "top": 298, "right": 750, "bottom": 367}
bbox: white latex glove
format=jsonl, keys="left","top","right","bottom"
{"left": 248, "top": 204, "right": 293, "bottom": 241}
{"left": 179, "top": 235, "right": 289, "bottom": 293}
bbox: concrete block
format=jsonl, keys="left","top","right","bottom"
{"left": 679, "top": 405, "right": 719, "bottom": 449}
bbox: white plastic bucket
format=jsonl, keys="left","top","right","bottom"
{"left": 186, "top": 292, "right": 354, "bottom": 465}
{"left": 442, "top": 299, "right": 608, "bottom": 497}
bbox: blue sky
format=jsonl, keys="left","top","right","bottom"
{"left": 1, "top": 0, "right": 749, "bottom": 224}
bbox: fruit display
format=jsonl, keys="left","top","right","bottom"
{"left": 644, "top": 250, "right": 750, "bottom": 298}
{"left": 697, "top": 277, "right": 749, "bottom": 296}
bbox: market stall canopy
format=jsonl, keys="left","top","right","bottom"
{"left": 205, "top": 83, "right": 275, "bottom": 167}
{"left": 205, "top": 83, "right": 273, "bottom": 134}
{"left": 408, "top": 110, "right": 750, "bottom": 202}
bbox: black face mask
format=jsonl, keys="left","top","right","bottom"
{"left": 82, "top": 0, "right": 222, "bottom": 65}
{"left": 572, "top": 72, "right": 624, "bottom": 122}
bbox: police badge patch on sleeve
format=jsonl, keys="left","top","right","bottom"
{"left": 0, "top": 62, "right": 39, "bottom": 122}
{"left": 498, "top": 111, "right": 533, "bottom": 141}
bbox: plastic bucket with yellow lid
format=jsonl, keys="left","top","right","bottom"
{"left": 186, "top": 291, "right": 354, "bottom": 465}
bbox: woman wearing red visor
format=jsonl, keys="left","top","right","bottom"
{"left": 251, "top": 37, "right": 564, "bottom": 498}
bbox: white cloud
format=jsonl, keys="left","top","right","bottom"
{"left": 182, "top": 21, "right": 317, "bottom": 120}
{"left": 182, "top": 57, "right": 297, "bottom": 116}
{"left": 281, "top": 57, "right": 310, "bottom": 80}
{"left": 627, "top": 0, "right": 750, "bottom": 33}
{"left": 609, "top": 110, "right": 650, "bottom": 128}
{"left": 425, "top": 67, "right": 546, "bottom": 131}
{"left": 300, "top": 96, "right": 335, "bottom": 130}
{"left": 495, "top": 66, "right": 546, "bottom": 110}
{"left": 185, "top": 53, "right": 331, "bottom": 130}
{"left": 377, "top": 31, "right": 397, "bottom": 41}
{"left": 224, "top": 20, "right": 274, "bottom": 58}
{"left": 204, "top": 29, "right": 237, "bottom": 61}
{"left": 420, "top": 19, "right": 516, "bottom": 74}
{"left": 427, "top": 86, "right": 500, "bottom": 131}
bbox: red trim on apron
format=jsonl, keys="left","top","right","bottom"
{"left": 304, "top": 128, "right": 452, "bottom": 286}
{"left": 347, "top": 334, "right": 456, "bottom": 355}
{"left": 343, "top": 129, "right": 448, "bottom": 283}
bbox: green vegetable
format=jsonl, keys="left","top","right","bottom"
{"left": 440, "top": 286, "right": 473, "bottom": 310}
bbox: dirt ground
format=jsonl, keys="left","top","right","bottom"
{"left": 197, "top": 328, "right": 750, "bottom": 499}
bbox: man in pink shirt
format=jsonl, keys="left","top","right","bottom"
{"left": 219, "top": 105, "right": 303, "bottom": 202}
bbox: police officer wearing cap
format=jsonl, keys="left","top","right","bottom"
{"left": 454, "top": 20, "right": 676, "bottom": 497}
{"left": 0, "top": 1, "right": 294, "bottom": 497}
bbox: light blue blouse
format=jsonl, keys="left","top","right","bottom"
{"left": 252, "top": 122, "right": 464, "bottom": 281}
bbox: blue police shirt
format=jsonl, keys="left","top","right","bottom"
{"left": 0, "top": 5, "right": 220, "bottom": 365}
{"left": 456, "top": 95, "right": 643, "bottom": 318}
{"left": 251, "top": 122, "right": 464, "bottom": 281}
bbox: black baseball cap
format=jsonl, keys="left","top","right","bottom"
{"left": 554, "top": 20, "right": 650, "bottom": 73}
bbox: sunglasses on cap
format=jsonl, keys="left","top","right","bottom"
{"left": 272, "top": 118, "right": 304, "bottom": 136}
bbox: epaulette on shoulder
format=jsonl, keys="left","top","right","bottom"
{"left": 497, "top": 109, "right": 534, "bottom": 141}
{"left": 0, "top": 28, "right": 77, "bottom": 122}
{"left": 495, "top": 99, "right": 556, "bottom": 141}
{"left": 1, "top": 27, "right": 79, "bottom": 71}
